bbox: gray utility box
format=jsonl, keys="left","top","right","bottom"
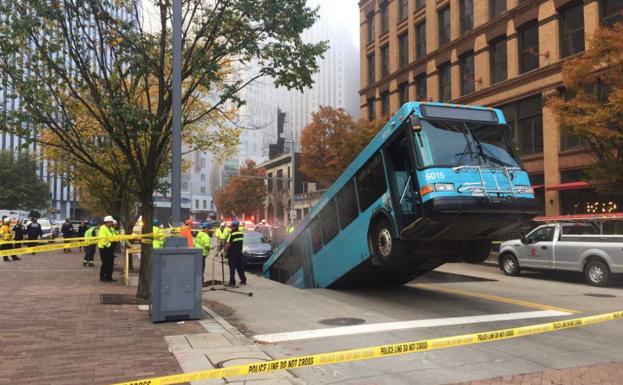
{"left": 150, "top": 244, "right": 203, "bottom": 323}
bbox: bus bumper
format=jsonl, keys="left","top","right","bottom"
{"left": 401, "top": 196, "right": 540, "bottom": 240}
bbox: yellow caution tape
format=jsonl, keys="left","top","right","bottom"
{"left": 110, "top": 310, "right": 623, "bottom": 385}
{"left": 0, "top": 233, "right": 154, "bottom": 258}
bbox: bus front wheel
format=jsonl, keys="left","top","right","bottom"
{"left": 370, "top": 219, "right": 402, "bottom": 265}
{"left": 462, "top": 240, "right": 492, "bottom": 264}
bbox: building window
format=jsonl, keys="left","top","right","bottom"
{"left": 460, "top": 0, "right": 473, "bottom": 34}
{"left": 267, "top": 172, "right": 273, "bottom": 192}
{"left": 438, "top": 7, "right": 451, "bottom": 47}
{"left": 601, "top": 0, "right": 623, "bottom": 27}
{"left": 195, "top": 199, "right": 199, "bottom": 209}
{"left": 203, "top": 200, "right": 206, "bottom": 209}
{"left": 380, "top": 91, "right": 390, "bottom": 116}
{"left": 503, "top": 95, "right": 543, "bottom": 155}
{"left": 561, "top": 130, "right": 590, "bottom": 151}
{"left": 560, "top": 2, "right": 585, "bottom": 58}
{"left": 415, "top": 22, "right": 426, "bottom": 58}
{"left": 380, "top": 2, "right": 389, "bottom": 34}
{"left": 367, "top": 54, "right": 375, "bottom": 84}
{"left": 415, "top": 0, "right": 425, "bottom": 10}
{"left": 490, "top": 0, "right": 506, "bottom": 19}
{"left": 415, "top": 73, "right": 427, "bottom": 101}
{"left": 367, "top": 12, "right": 375, "bottom": 43}
{"left": 460, "top": 51, "right": 475, "bottom": 95}
{"left": 200, "top": 187, "right": 206, "bottom": 193}
{"left": 518, "top": 21, "right": 539, "bottom": 73}
{"left": 399, "top": 34, "right": 409, "bottom": 68}
{"left": 367, "top": 98, "right": 376, "bottom": 120}
{"left": 398, "top": 82, "right": 409, "bottom": 105}
{"left": 438, "top": 62, "right": 451, "bottom": 102}
{"left": 276, "top": 169, "right": 283, "bottom": 191}
{"left": 399, "top": 0, "right": 409, "bottom": 21}
{"left": 200, "top": 173, "right": 206, "bottom": 181}
{"left": 381, "top": 45, "right": 389, "bottom": 77}
{"left": 490, "top": 36, "right": 507, "bottom": 84}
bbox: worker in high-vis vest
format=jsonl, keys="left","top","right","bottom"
{"left": 224, "top": 220, "right": 245, "bottom": 286}
{"left": 0, "top": 217, "right": 14, "bottom": 262}
{"left": 180, "top": 219, "right": 194, "bottom": 247}
{"left": 82, "top": 221, "right": 98, "bottom": 267}
{"left": 214, "top": 223, "right": 228, "bottom": 251}
{"left": 152, "top": 218, "right": 164, "bottom": 249}
{"left": 98, "top": 216, "right": 116, "bottom": 282}
{"left": 194, "top": 223, "right": 212, "bottom": 283}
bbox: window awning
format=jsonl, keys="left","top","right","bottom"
{"left": 545, "top": 181, "right": 591, "bottom": 191}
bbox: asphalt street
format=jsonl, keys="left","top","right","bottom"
{"left": 202, "top": 260, "right": 623, "bottom": 385}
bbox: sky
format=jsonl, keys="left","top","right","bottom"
{"left": 140, "top": 0, "right": 360, "bottom": 47}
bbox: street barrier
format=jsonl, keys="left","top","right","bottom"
{"left": 110, "top": 310, "right": 623, "bottom": 385}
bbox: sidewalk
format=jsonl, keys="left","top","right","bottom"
{"left": 0, "top": 249, "right": 298, "bottom": 385}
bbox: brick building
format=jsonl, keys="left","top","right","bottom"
{"left": 359, "top": 0, "right": 623, "bottom": 215}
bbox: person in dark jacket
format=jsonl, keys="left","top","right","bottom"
{"left": 77, "top": 221, "right": 88, "bottom": 251}
{"left": 61, "top": 218, "right": 74, "bottom": 253}
{"left": 26, "top": 218, "right": 43, "bottom": 253}
{"left": 10, "top": 219, "right": 24, "bottom": 261}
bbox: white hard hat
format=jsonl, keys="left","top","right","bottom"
{"left": 104, "top": 215, "right": 114, "bottom": 222}
{"left": 112, "top": 220, "right": 118, "bottom": 225}
{"left": 3, "top": 217, "right": 10, "bottom": 223}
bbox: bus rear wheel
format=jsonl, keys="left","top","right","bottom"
{"left": 462, "top": 240, "right": 492, "bottom": 264}
{"left": 370, "top": 219, "right": 402, "bottom": 265}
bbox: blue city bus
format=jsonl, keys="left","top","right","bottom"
{"left": 263, "top": 102, "right": 540, "bottom": 288}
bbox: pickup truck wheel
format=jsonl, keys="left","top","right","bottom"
{"left": 500, "top": 253, "right": 520, "bottom": 276}
{"left": 584, "top": 259, "right": 611, "bottom": 287}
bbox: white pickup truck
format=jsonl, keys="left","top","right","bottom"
{"left": 499, "top": 222, "right": 623, "bottom": 286}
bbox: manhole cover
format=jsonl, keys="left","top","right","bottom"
{"left": 216, "top": 357, "right": 269, "bottom": 368}
{"left": 319, "top": 317, "right": 365, "bottom": 326}
{"left": 100, "top": 294, "right": 148, "bottom": 305}
{"left": 583, "top": 293, "right": 616, "bottom": 298}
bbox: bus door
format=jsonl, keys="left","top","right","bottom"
{"left": 383, "top": 126, "right": 420, "bottom": 231}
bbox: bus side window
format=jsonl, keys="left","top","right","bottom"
{"left": 337, "top": 179, "right": 359, "bottom": 229}
{"left": 356, "top": 154, "right": 387, "bottom": 211}
{"left": 311, "top": 218, "right": 322, "bottom": 254}
{"left": 320, "top": 199, "right": 339, "bottom": 244}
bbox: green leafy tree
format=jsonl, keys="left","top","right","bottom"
{"left": 0, "top": 0, "right": 327, "bottom": 298}
{"left": 215, "top": 160, "right": 266, "bottom": 219}
{"left": 547, "top": 24, "right": 623, "bottom": 197}
{"left": 0, "top": 150, "right": 50, "bottom": 210}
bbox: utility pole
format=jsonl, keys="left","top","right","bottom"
{"left": 171, "top": 0, "right": 182, "bottom": 225}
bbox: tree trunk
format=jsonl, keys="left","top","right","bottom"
{"left": 136, "top": 193, "right": 153, "bottom": 299}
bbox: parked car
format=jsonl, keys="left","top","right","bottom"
{"left": 499, "top": 222, "right": 623, "bottom": 286}
{"left": 242, "top": 231, "right": 273, "bottom": 266}
{"left": 24, "top": 218, "right": 58, "bottom": 240}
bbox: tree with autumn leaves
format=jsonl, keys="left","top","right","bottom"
{"left": 548, "top": 24, "right": 623, "bottom": 197}
{"left": 215, "top": 160, "right": 266, "bottom": 220}
{"left": 300, "top": 106, "right": 385, "bottom": 187}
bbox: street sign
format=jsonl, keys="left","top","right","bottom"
{"left": 290, "top": 210, "right": 297, "bottom": 220}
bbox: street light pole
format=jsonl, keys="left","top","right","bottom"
{"left": 171, "top": 0, "right": 182, "bottom": 225}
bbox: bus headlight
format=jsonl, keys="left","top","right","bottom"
{"left": 515, "top": 186, "right": 534, "bottom": 194}
{"left": 434, "top": 183, "right": 455, "bottom": 192}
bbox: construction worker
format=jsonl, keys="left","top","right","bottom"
{"left": 224, "top": 220, "right": 246, "bottom": 286}
{"left": 194, "top": 223, "right": 212, "bottom": 283}
{"left": 98, "top": 216, "right": 116, "bottom": 282}
{"left": 180, "top": 219, "right": 193, "bottom": 247}
{"left": 286, "top": 222, "right": 295, "bottom": 234}
{"left": 82, "top": 221, "right": 97, "bottom": 267}
{"left": 214, "top": 222, "right": 228, "bottom": 251}
{"left": 0, "top": 217, "right": 14, "bottom": 262}
{"left": 152, "top": 218, "right": 164, "bottom": 249}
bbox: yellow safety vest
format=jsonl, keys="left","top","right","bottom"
{"left": 97, "top": 225, "right": 114, "bottom": 249}
{"left": 152, "top": 226, "right": 164, "bottom": 249}
{"left": 194, "top": 231, "right": 211, "bottom": 256}
{"left": 0, "top": 224, "right": 12, "bottom": 241}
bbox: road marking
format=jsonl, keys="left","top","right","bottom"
{"left": 252, "top": 310, "right": 570, "bottom": 343}
{"left": 414, "top": 283, "right": 581, "bottom": 314}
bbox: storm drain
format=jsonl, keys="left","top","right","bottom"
{"left": 583, "top": 293, "right": 616, "bottom": 298}
{"left": 100, "top": 294, "right": 149, "bottom": 305}
{"left": 319, "top": 317, "right": 366, "bottom": 326}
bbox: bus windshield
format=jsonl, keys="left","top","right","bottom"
{"left": 416, "top": 119, "right": 520, "bottom": 168}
